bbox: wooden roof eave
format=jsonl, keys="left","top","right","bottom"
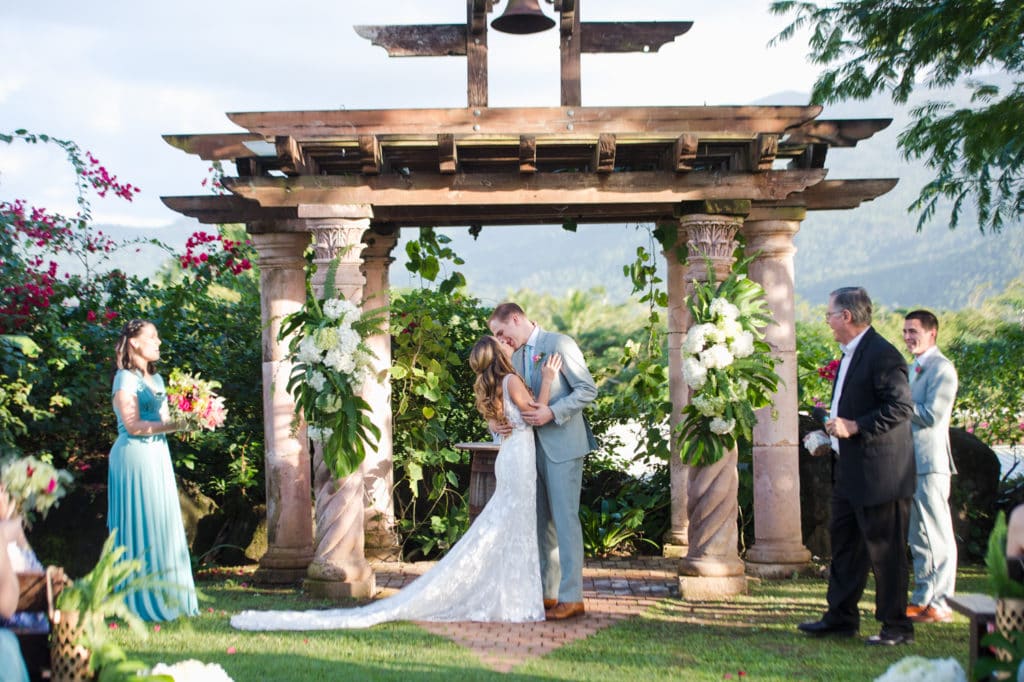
{"left": 749, "top": 178, "right": 899, "bottom": 217}
{"left": 162, "top": 133, "right": 267, "bottom": 161}
{"left": 224, "top": 105, "right": 824, "bottom": 139}
{"left": 783, "top": 118, "right": 892, "bottom": 148}
{"left": 219, "top": 168, "right": 827, "bottom": 208}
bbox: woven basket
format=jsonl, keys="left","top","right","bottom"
{"left": 995, "top": 597, "right": 1024, "bottom": 665}
{"left": 17, "top": 566, "right": 66, "bottom": 612}
{"left": 49, "top": 609, "right": 92, "bottom": 682}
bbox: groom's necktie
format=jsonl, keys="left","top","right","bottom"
{"left": 523, "top": 344, "right": 533, "bottom": 385}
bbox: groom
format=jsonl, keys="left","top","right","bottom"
{"left": 489, "top": 302, "right": 598, "bottom": 620}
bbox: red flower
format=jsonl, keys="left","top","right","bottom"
{"left": 104, "top": 309, "right": 118, "bottom": 321}
{"left": 86, "top": 310, "right": 97, "bottom": 322}
{"left": 46, "top": 478, "right": 56, "bottom": 494}
{"left": 817, "top": 359, "right": 840, "bottom": 382}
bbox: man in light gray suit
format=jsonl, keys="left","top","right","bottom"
{"left": 489, "top": 302, "right": 598, "bottom": 620}
{"left": 902, "top": 309, "right": 959, "bottom": 623}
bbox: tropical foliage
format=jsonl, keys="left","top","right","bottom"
{"left": 770, "top": 0, "right": 1024, "bottom": 233}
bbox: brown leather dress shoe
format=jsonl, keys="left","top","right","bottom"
{"left": 546, "top": 601, "right": 585, "bottom": 620}
{"left": 909, "top": 605, "right": 953, "bottom": 623}
{"left": 905, "top": 604, "right": 925, "bottom": 618}
{"left": 543, "top": 598, "right": 557, "bottom": 610}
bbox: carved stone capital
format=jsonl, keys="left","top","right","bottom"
{"left": 680, "top": 214, "right": 742, "bottom": 282}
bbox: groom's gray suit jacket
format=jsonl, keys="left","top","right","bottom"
{"left": 513, "top": 327, "right": 598, "bottom": 461}
{"left": 909, "top": 349, "right": 958, "bottom": 475}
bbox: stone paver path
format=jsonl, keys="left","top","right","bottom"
{"left": 370, "top": 557, "right": 679, "bottom": 673}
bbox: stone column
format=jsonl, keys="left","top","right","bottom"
{"left": 741, "top": 209, "right": 812, "bottom": 578}
{"left": 676, "top": 206, "right": 749, "bottom": 600}
{"left": 359, "top": 229, "right": 400, "bottom": 560}
{"left": 251, "top": 230, "right": 316, "bottom": 584}
{"left": 303, "top": 209, "right": 376, "bottom": 599}
{"left": 662, "top": 224, "right": 689, "bottom": 558}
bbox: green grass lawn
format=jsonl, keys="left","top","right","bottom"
{"left": 106, "top": 565, "right": 986, "bottom": 681}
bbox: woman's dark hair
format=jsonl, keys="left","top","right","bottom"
{"left": 114, "top": 319, "right": 157, "bottom": 376}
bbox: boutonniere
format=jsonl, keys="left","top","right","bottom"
{"left": 914, "top": 363, "right": 924, "bottom": 375}
{"left": 532, "top": 351, "right": 545, "bottom": 364}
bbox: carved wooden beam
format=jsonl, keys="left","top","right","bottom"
{"left": 227, "top": 105, "right": 824, "bottom": 138}
{"left": 664, "top": 134, "right": 699, "bottom": 172}
{"left": 593, "top": 134, "right": 616, "bottom": 173}
{"left": 784, "top": 118, "right": 892, "bottom": 147}
{"left": 222, "top": 169, "right": 828, "bottom": 207}
{"left": 519, "top": 136, "right": 537, "bottom": 174}
{"left": 468, "top": 0, "right": 488, "bottom": 107}
{"left": 359, "top": 135, "right": 384, "bottom": 175}
{"left": 275, "top": 136, "right": 318, "bottom": 176}
{"left": 790, "top": 143, "right": 829, "bottom": 169}
{"left": 352, "top": 25, "right": 467, "bottom": 57}
{"left": 750, "top": 178, "right": 899, "bottom": 214}
{"left": 162, "top": 133, "right": 264, "bottom": 161}
{"left": 748, "top": 133, "right": 778, "bottom": 172}
{"left": 580, "top": 22, "right": 693, "bottom": 53}
{"left": 438, "top": 134, "right": 458, "bottom": 174}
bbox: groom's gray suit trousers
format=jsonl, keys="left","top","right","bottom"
{"left": 536, "top": 452, "right": 585, "bottom": 602}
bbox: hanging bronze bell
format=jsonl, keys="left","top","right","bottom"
{"left": 491, "top": 0, "right": 556, "bottom": 35}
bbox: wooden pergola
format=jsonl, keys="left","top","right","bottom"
{"left": 162, "top": 1, "right": 895, "bottom": 599}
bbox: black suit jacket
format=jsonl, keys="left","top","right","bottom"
{"left": 833, "top": 327, "right": 916, "bottom": 507}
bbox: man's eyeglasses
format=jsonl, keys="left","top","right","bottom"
{"left": 824, "top": 310, "right": 844, "bottom": 322}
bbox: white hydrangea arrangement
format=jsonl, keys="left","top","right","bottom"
{"left": 278, "top": 259, "right": 383, "bottom": 479}
{"left": 873, "top": 656, "right": 966, "bottom": 682}
{"left": 676, "top": 259, "right": 780, "bottom": 466}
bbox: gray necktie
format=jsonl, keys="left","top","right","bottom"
{"left": 523, "top": 344, "right": 533, "bottom": 385}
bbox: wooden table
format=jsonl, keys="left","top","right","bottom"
{"left": 948, "top": 592, "right": 997, "bottom": 679}
{"left": 454, "top": 441, "right": 500, "bottom": 522}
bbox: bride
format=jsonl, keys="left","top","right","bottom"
{"left": 231, "top": 336, "right": 562, "bottom": 630}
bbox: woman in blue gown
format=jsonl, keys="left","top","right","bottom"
{"left": 107, "top": 319, "right": 198, "bottom": 622}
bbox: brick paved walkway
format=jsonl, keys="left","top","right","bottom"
{"left": 371, "top": 557, "right": 679, "bottom": 673}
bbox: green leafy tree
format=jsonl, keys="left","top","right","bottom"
{"left": 771, "top": 1, "right": 1024, "bottom": 233}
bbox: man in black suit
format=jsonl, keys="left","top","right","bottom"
{"left": 798, "top": 287, "right": 916, "bottom": 646}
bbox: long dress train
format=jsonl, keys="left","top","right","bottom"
{"left": 231, "top": 375, "right": 542, "bottom": 630}
{"left": 108, "top": 369, "right": 199, "bottom": 622}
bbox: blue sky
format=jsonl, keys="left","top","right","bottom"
{"left": 0, "top": 1, "right": 820, "bottom": 229}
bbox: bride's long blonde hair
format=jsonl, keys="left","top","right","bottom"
{"left": 469, "top": 336, "right": 517, "bottom": 425}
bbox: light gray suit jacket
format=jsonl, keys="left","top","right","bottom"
{"left": 909, "top": 349, "right": 958, "bottom": 475}
{"left": 513, "top": 327, "right": 598, "bottom": 463}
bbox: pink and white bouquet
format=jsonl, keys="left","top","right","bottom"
{"left": 166, "top": 368, "right": 227, "bottom": 432}
{"left": 0, "top": 453, "right": 74, "bottom": 525}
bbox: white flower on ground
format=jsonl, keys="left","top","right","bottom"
{"left": 699, "top": 344, "right": 734, "bottom": 370}
{"left": 729, "top": 331, "right": 755, "bottom": 358}
{"left": 682, "top": 357, "right": 707, "bottom": 390}
{"left": 149, "top": 659, "right": 235, "bottom": 682}
{"left": 709, "top": 417, "right": 735, "bottom": 435}
{"left": 872, "top": 656, "right": 965, "bottom": 682}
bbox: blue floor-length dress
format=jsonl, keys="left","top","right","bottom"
{"left": 107, "top": 369, "right": 198, "bottom": 622}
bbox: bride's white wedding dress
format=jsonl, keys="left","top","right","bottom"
{"left": 231, "top": 375, "right": 543, "bottom": 630}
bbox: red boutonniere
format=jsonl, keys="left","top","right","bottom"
{"left": 914, "top": 363, "right": 923, "bottom": 375}
{"left": 532, "top": 352, "right": 544, "bottom": 364}
{"left": 817, "top": 359, "right": 840, "bottom": 382}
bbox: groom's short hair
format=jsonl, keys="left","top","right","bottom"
{"left": 490, "top": 302, "right": 525, "bottom": 322}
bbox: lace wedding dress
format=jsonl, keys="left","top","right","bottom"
{"left": 231, "top": 375, "right": 543, "bottom": 630}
